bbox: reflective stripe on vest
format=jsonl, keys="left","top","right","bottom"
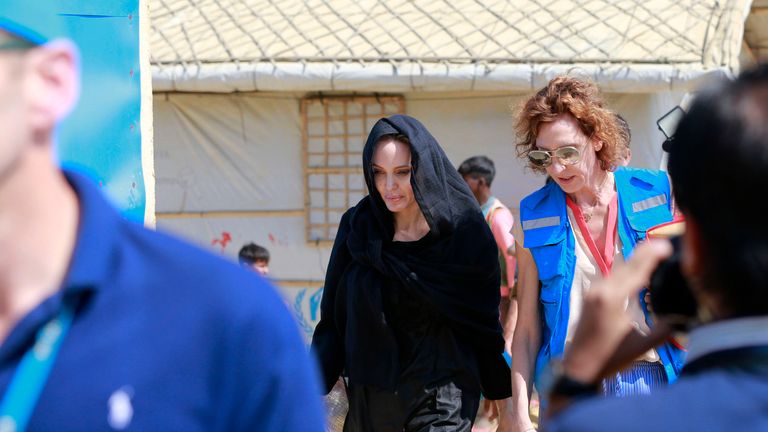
{"left": 522, "top": 216, "right": 561, "bottom": 231}
{"left": 632, "top": 194, "right": 668, "bottom": 213}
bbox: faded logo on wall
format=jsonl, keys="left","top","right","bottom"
{"left": 287, "top": 287, "right": 324, "bottom": 340}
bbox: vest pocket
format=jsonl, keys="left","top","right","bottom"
{"left": 534, "top": 243, "right": 565, "bottom": 285}
{"left": 534, "top": 244, "right": 564, "bottom": 335}
{"left": 525, "top": 219, "right": 567, "bottom": 344}
{"left": 625, "top": 201, "right": 672, "bottom": 243}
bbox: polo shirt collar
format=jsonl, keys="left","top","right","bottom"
{"left": 60, "top": 169, "right": 122, "bottom": 295}
{"left": 685, "top": 315, "right": 768, "bottom": 365}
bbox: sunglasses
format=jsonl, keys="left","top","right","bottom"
{"left": 0, "top": 39, "right": 36, "bottom": 52}
{"left": 528, "top": 146, "right": 581, "bottom": 167}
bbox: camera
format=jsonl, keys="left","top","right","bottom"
{"left": 648, "top": 235, "right": 698, "bottom": 331}
{"left": 657, "top": 105, "right": 685, "bottom": 152}
{"left": 645, "top": 107, "right": 699, "bottom": 330}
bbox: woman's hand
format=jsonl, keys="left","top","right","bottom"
{"left": 508, "top": 244, "right": 541, "bottom": 432}
{"left": 560, "top": 240, "right": 673, "bottom": 384}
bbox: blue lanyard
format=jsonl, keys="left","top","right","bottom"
{"left": 0, "top": 302, "right": 76, "bottom": 432}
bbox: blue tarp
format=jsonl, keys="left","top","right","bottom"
{"left": 57, "top": 1, "right": 145, "bottom": 222}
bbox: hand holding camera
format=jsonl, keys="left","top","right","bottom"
{"left": 558, "top": 240, "right": 676, "bottom": 386}
{"left": 647, "top": 222, "right": 699, "bottom": 331}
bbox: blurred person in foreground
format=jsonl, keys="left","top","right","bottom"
{"left": 311, "top": 115, "right": 511, "bottom": 431}
{"left": 545, "top": 64, "right": 768, "bottom": 431}
{"left": 503, "top": 76, "right": 684, "bottom": 431}
{"left": 0, "top": 4, "right": 323, "bottom": 430}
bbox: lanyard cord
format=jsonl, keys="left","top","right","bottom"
{"left": 0, "top": 302, "right": 76, "bottom": 432}
{"left": 566, "top": 194, "right": 619, "bottom": 276}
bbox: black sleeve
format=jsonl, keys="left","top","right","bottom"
{"left": 310, "top": 209, "right": 353, "bottom": 394}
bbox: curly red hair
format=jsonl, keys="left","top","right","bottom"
{"left": 515, "top": 76, "right": 624, "bottom": 174}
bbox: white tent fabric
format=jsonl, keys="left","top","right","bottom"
{"left": 154, "top": 92, "right": 305, "bottom": 212}
{"left": 152, "top": 62, "right": 731, "bottom": 93}
{"left": 154, "top": 90, "right": 683, "bottom": 259}
{"left": 744, "top": 0, "right": 768, "bottom": 65}
{"left": 150, "top": 0, "right": 751, "bottom": 93}
{"left": 153, "top": 89, "right": 686, "bottom": 340}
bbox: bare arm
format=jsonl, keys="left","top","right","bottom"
{"left": 491, "top": 208, "right": 517, "bottom": 287}
{"left": 502, "top": 294, "right": 519, "bottom": 355}
{"left": 490, "top": 209, "right": 519, "bottom": 354}
{"left": 499, "top": 242, "right": 541, "bottom": 432}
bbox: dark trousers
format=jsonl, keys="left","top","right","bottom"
{"left": 343, "top": 380, "right": 480, "bottom": 432}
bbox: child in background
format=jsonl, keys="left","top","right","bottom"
{"left": 238, "top": 242, "right": 270, "bottom": 276}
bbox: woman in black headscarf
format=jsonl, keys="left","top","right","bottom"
{"left": 311, "top": 115, "right": 511, "bottom": 431}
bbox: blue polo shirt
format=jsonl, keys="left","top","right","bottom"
{"left": 0, "top": 171, "right": 325, "bottom": 431}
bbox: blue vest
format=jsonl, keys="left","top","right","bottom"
{"left": 520, "top": 167, "right": 686, "bottom": 388}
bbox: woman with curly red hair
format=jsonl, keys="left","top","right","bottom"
{"left": 504, "top": 76, "right": 685, "bottom": 431}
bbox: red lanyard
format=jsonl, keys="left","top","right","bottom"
{"left": 566, "top": 193, "right": 618, "bottom": 276}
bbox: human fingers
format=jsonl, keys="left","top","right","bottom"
{"left": 606, "top": 239, "right": 673, "bottom": 298}
{"left": 598, "top": 323, "right": 675, "bottom": 377}
{"left": 564, "top": 241, "right": 673, "bottom": 383}
{"left": 576, "top": 240, "right": 672, "bottom": 329}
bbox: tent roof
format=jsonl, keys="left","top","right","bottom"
{"left": 744, "top": 0, "right": 768, "bottom": 65}
{"left": 151, "top": 0, "right": 752, "bottom": 93}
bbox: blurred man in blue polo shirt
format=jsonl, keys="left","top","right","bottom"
{"left": 0, "top": 4, "right": 324, "bottom": 431}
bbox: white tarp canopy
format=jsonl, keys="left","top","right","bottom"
{"left": 150, "top": 0, "right": 752, "bottom": 93}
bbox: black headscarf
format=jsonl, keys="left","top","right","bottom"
{"left": 311, "top": 115, "right": 511, "bottom": 399}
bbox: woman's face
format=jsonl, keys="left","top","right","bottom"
{"left": 371, "top": 138, "right": 417, "bottom": 214}
{"left": 536, "top": 113, "right": 603, "bottom": 194}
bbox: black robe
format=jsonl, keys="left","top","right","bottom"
{"left": 311, "top": 115, "right": 511, "bottom": 400}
